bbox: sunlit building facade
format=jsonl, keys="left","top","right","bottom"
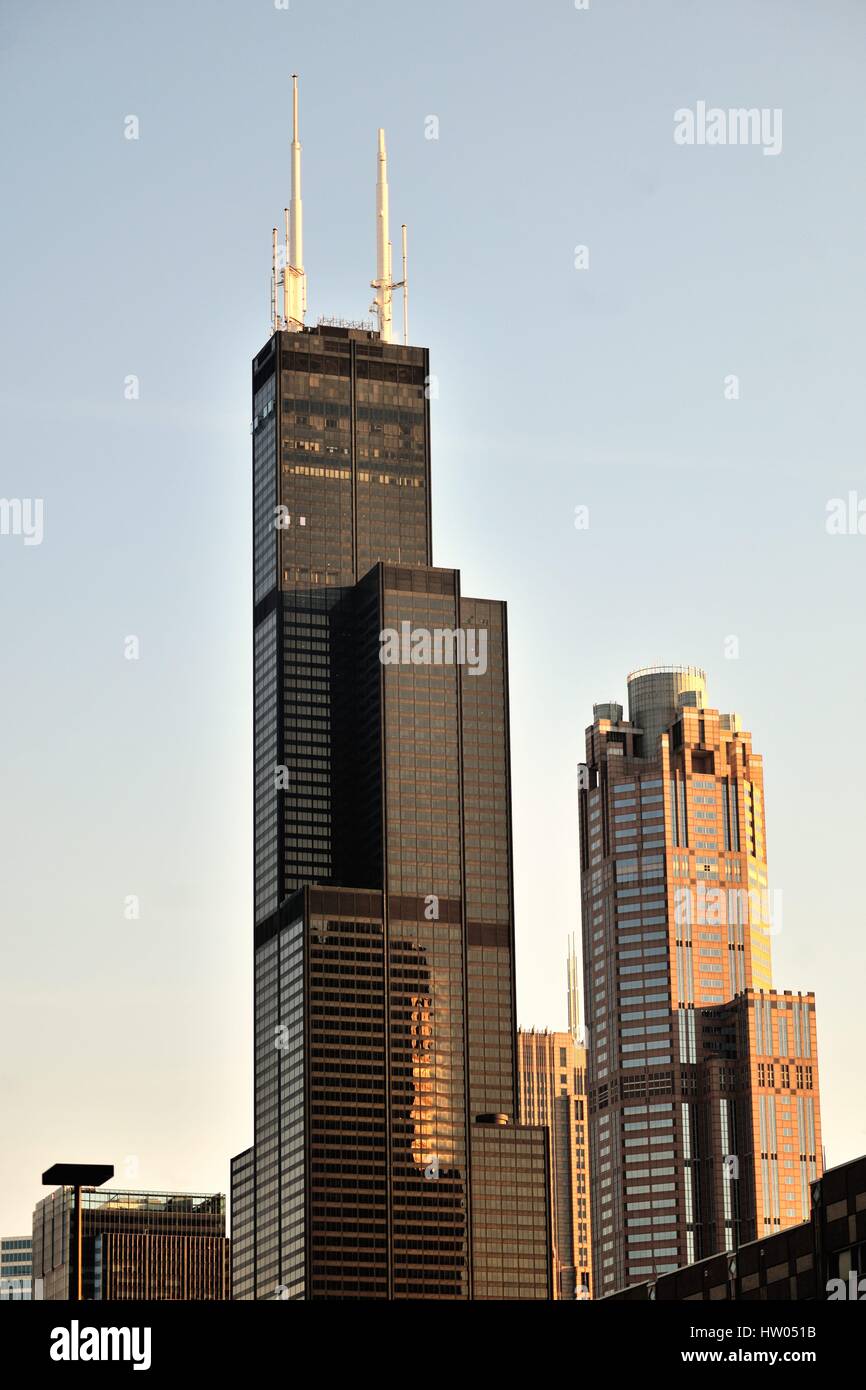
{"left": 701, "top": 988, "right": 822, "bottom": 1247}
{"left": 579, "top": 666, "right": 822, "bottom": 1296}
{"left": 518, "top": 1028, "right": 593, "bottom": 1299}
{"left": 605, "top": 1152, "right": 863, "bottom": 1303}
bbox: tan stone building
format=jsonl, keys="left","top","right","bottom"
{"left": 518, "top": 1023, "right": 593, "bottom": 1299}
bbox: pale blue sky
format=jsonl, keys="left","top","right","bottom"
{"left": 1, "top": 0, "right": 865, "bottom": 1233}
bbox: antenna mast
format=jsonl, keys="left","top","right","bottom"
{"left": 370, "top": 130, "right": 409, "bottom": 344}
{"left": 567, "top": 934, "right": 581, "bottom": 1043}
{"left": 285, "top": 73, "right": 306, "bottom": 331}
{"left": 372, "top": 128, "right": 392, "bottom": 342}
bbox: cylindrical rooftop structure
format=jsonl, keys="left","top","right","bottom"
{"left": 626, "top": 664, "right": 707, "bottom": 756}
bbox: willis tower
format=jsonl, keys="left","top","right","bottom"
{"left": 231, "top": 79, "right": 552, "bottom": 1301}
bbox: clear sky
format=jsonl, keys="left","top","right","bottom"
{"left": 1, "top": 0, "right": 865, "bottom": 1235}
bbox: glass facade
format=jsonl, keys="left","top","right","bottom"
{"left": 0, "top": 1236, "right": 32, "bottom": 1300}
{"left": 254, "top": 610, "right": 279, "bottom": 919}
{"left": 229, "top": 1148, "right": 255, "bottom": 1301}
{"left": 32, "top": 1188, "right": 227, "bottom": 1301}
{"left": 470, "top": 1125, "right": 551, "bottom": 1300}
{"left": 236, "top": 325, "right": 552, "bottom": 1299}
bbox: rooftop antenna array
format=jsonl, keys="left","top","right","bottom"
{"left": 268, "top": 84, "right": 409, "bottom": 343}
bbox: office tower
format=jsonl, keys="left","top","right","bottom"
{"left": 0, "top": 1236, "right": 32, "bottom": 1300}
{"left": 32, "top": 1188, "right": 228, "bottom": 1300}
{"left": 518, "top": 1023, "right": 593, "bottom": 1299}
{"left": 231, "top": 81, "right": 552, "bottom": 1300}
{"left": 578, "top": 665, "right": 823, "bottom": 1296}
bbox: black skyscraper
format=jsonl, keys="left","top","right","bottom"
{"left": 231, "top": 96, "right": 552, "bottom": 1301}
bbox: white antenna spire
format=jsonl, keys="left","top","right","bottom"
{"left": 371, "top": 131, "right": 410, "bottom": 343}
{"left": 285, "top": 73, "right": 306, "bottom": 331}
{"left": 372, "top": 128, "right": 393, "bottom": 342}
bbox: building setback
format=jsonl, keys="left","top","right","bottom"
{"left": 32, "top": 1188, "right": 228, "bottom": 1301}
{"left": 230, "top": 85, "right": 552, "bottom": 1300}
{"left": 579, "top": 665, "right": 823, "bottom": 1296}
{"left": 699, "top": 987, "right": 821, "bottom": 1251}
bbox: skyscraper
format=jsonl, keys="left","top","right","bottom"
{"left": 578, "top": 665, "right": 822, "bottom": 1296}
{"left": 231, "top": 80, "right": 552, "bottom": 1301}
